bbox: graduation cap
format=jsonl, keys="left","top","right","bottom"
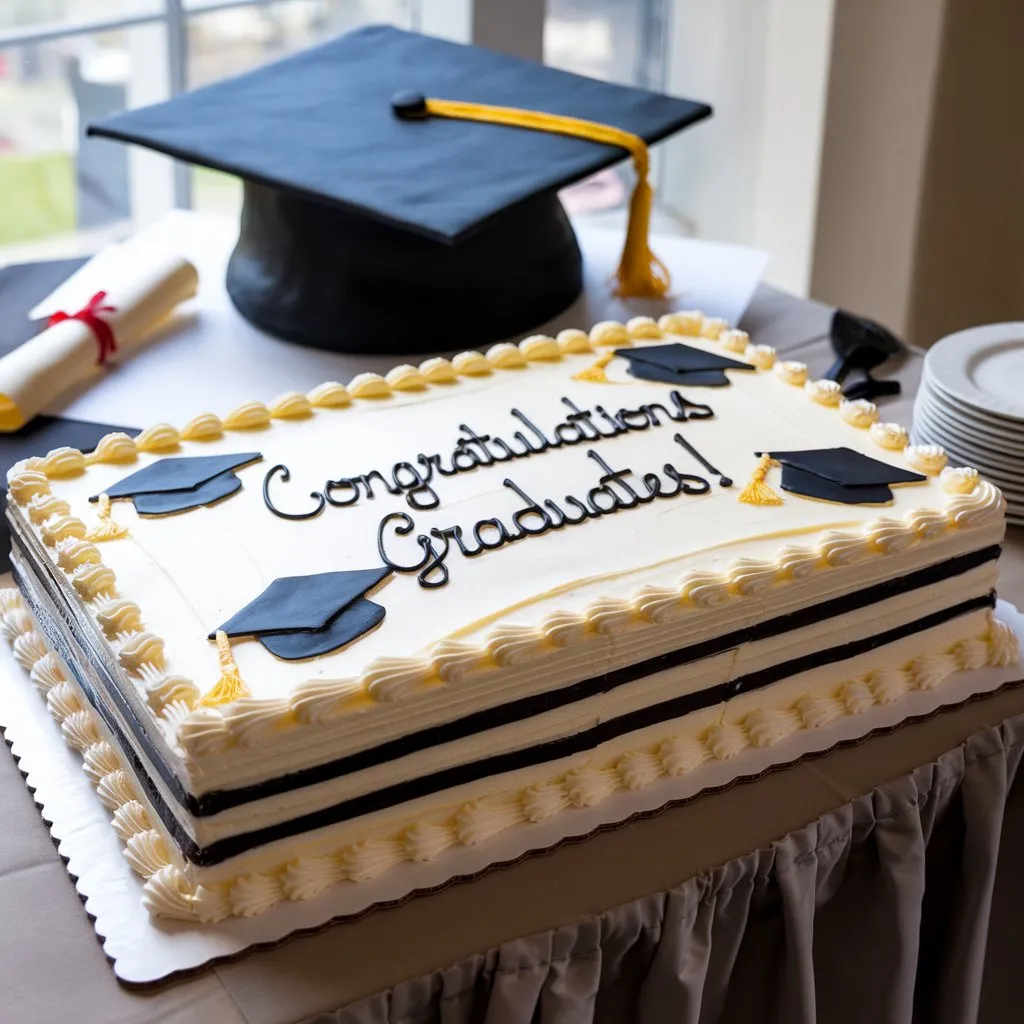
{"left": 739, "top": 447, "right": 926, "bottom": 506}
{"left": 824, "top": 309, "right": 904, "bottom": 401}
{"left": 86, "top": 25, "right": 711, "bottom": 355}
{"left": 91, "top": 452, "right": 262, "bottom": 515}
{"left": 615, "top": 342, "right": 756, "bottom": 387}
{"left": 213, "top": 567, "right": 392, "bottom": 660}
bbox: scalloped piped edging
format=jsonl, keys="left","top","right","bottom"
{"left": 0, "top": 585, "right": 1015, "bottom": 922}
{"left": 3, "top": 309, "right": 983, "bottom": 758}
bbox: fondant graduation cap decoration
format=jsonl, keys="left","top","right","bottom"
{"left": 615, "top": 342, "right": 756, "bottom": 387}
{"left": 86, "top": 25, "right": 711, "bottom": 355}
{"left": 742, "top": 447, "right": 926, "bottom": 506}
{"left": 213, "top": 567, "right": 392, "bottom": 660}
{"left": 92, "top": 452, "right": 262, "bottom": 515}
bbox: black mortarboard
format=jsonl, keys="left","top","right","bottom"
{"left": 92, "top": 452, "right": 262, "bottom": 514}
{"left": 86, "top": 25, "right": 711, "bottom": 355}
{"left": 616, "top": 343, "right": 755, "bottom": 387}
{"left": 213, "top": 567, "right": 392, "bottom": 660}
{"left": 761, "top": 447, "right": 926, "bottom": 504}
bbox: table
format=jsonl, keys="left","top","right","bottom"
{"left": 2, "top": 273, "right": 1023, "bottom": 1023}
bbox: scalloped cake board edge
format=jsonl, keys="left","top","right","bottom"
{"left": 1, "top": 589, "right": 1022, "bottom": 986}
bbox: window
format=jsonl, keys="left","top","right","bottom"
{"left": 0, "top": 0, "right": 833, "bottom": 295}
{"left": 0, "top": 0, "right": 417, "bottom": 263}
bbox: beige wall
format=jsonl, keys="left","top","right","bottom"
{"left": 811, "top": 0, "right": 1024, "bottom": 347}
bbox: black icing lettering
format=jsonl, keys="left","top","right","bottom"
{"left": 377, "top": 512, "right": 430, "bottom": 573}
{"left": 639, "top": 402, "right": 675, "bottom": 427}
{"left": 560, "top": 397, "right": 608, "bottom": 439}
{"left": 664, "top": 463, "right": 711, "bottom": 495}
{"left": 504, "top": 479, "right": 555, "bottom": 535}
{"left": 451, "top": 443, "right": 481, "bottom": 472}
{"left": 417, "top": 452, "right": 457, "bottom": 479}
{"left": 434, "top": 523, "right": 479, "bottom": 557}
{"left": 416, "top": 531, "right": 451, "bottom": 588}
{"left": 543, "top": 499, "right": 568, "bottom": 529}
{"left": 673, "top": 432, "right": 732, "bottom": 488}
{"left": 671, "top": 390, "right": 714, "bottom": 420}
{"left": 617, "top": 407, "right": 651, "bottom": 431}
{"left": 487, "top": 435, "right": 518, "bottom": 462}
{"left": 587, "top": 484, "right": 622, "bottom": 514}
{"left": 594, "top": 404, "right": 628, "bottom": 435}
{"left": 457, "top": 425, "right": 497, "bottom": 465}
{"left": 391, "top": 461, "right": 440, "bottom": 509}
{"left": 563, "top": 495, "right": 599, "bottom": 523}
{"left": 642, "top": 472, "right": 665, "bottom": 498}
{"left": 324, "top": 477, "right": 360, "bottom": 507}
{"left": 472, "top": 517, "right": 513, "bottom": 550}
{"left": 510, "top": 408, "right": 560, "bottom": 451}
{"left": 553, "top": 419, "right": 586, "bottom": 445}
{"left": 263, "top": 464, "right": 326, "bottom": 520}
{"left": 353, "top": 469, "right": 401, "bottom": 501}
{"left": 587, "top": 450, "right": 643, "bottom": 508}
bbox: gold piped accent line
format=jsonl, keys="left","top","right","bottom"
{"left": 85, "top": 493, "right": 129, "bottom": 543}
{"left": 738, "top": 454, "right": 783, "bottom": 506}
{"left": 199, "top": 631, "right": 250, "bottom": 708}
{"left": 573, "top": 350, "right": 616, "bottom": 384}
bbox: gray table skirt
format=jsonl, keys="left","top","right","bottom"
{"left": 323, "top": 714, "right": 1024, "bottom": 1024}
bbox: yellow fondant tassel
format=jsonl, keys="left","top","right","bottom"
{"left": 738, "top": 455, "right": 783, "bottom": 506}
{"left": 199, "top": 630, "right": 250, "bottom": 707}
{"left": 85, "top": 493, "right": 129, "bottom": 542}
{"left": 421, "top": 98, "right": 669, "bottom": 300}
{"left": 573, "top": 350, "right": 616, "bottom": 383}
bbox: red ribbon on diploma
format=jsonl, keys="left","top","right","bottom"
{"left": 48, "top": 291, "right": 118, "bottom": 366}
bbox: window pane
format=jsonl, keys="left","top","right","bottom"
{"left": 0, "top": 24, "right": 166, "bottom": 263}
{"left": 545, "top": 0, "right": 650, "bottom": 86}
{"left": 544, "top": 0, "right": 677, "bottom": 231}
{"left": 0, "top": 1, "right": 162, "bottom": 32}
{"left": 188, "top": 0, "right": 414, "bottom": 216}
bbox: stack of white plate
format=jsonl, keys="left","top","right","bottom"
{"left": 912, "top": 323, "right": 1024, "bottom": 525}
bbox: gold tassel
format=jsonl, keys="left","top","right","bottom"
{"left": 85, "top": 493, "right": 129, "bottom": 542}
{"left": 572, "top": 350, "right": 616, "bottom": 383}
{"left": 421, "top": 98, "right": 669, "bottom": 300}
{"left": 199, "top": 630, "right": 250, "bottom": 707}
{"left": 738, "top": 454, "right": 783, "bottom": 506}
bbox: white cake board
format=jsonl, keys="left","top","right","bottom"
{"left": 2, "top": 594, "right": 1022, "bottom": 986}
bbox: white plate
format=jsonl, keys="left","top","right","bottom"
{"left": 925, "top": 323, "right": 1024, "bottom": 423}
{"left": 912, "top": 406, "right": 1024, "bottom": 473}
{"left": 918, "top": 373, "right": 1024, "bottom": 435}
{"left": 919, "top": 373, "right": 1024, "bottom": 437}
{"left": 912, "top": 407, "right": 1024, "bottom": 467}
{"left": 914, "top": 387, "right": 1024, "bottom": 456}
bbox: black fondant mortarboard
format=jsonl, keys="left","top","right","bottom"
{"left": 761, "top": 447, "right": 926, "bottom": 504}
{"left": 92, "top": 452, "right": 262, "bottom": 515}
{"left": 616, "top": 342, "right": 755, "bottom": 387}
{"left": 86, "top": 25, "right": 711, "bottom": 355}
{"left": 214, "top": 567, "right": 392, "bottom": 660}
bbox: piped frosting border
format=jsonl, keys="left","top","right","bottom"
{"left": 3, "top": 311, "right": 995, "bottom": 762}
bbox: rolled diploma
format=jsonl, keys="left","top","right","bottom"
{"left": 0, "top": 252, "right": 198, "bottom": 432}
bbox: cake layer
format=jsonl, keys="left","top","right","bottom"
{"left": 13, "top": 537, "right": 1000, "bottom": 863}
